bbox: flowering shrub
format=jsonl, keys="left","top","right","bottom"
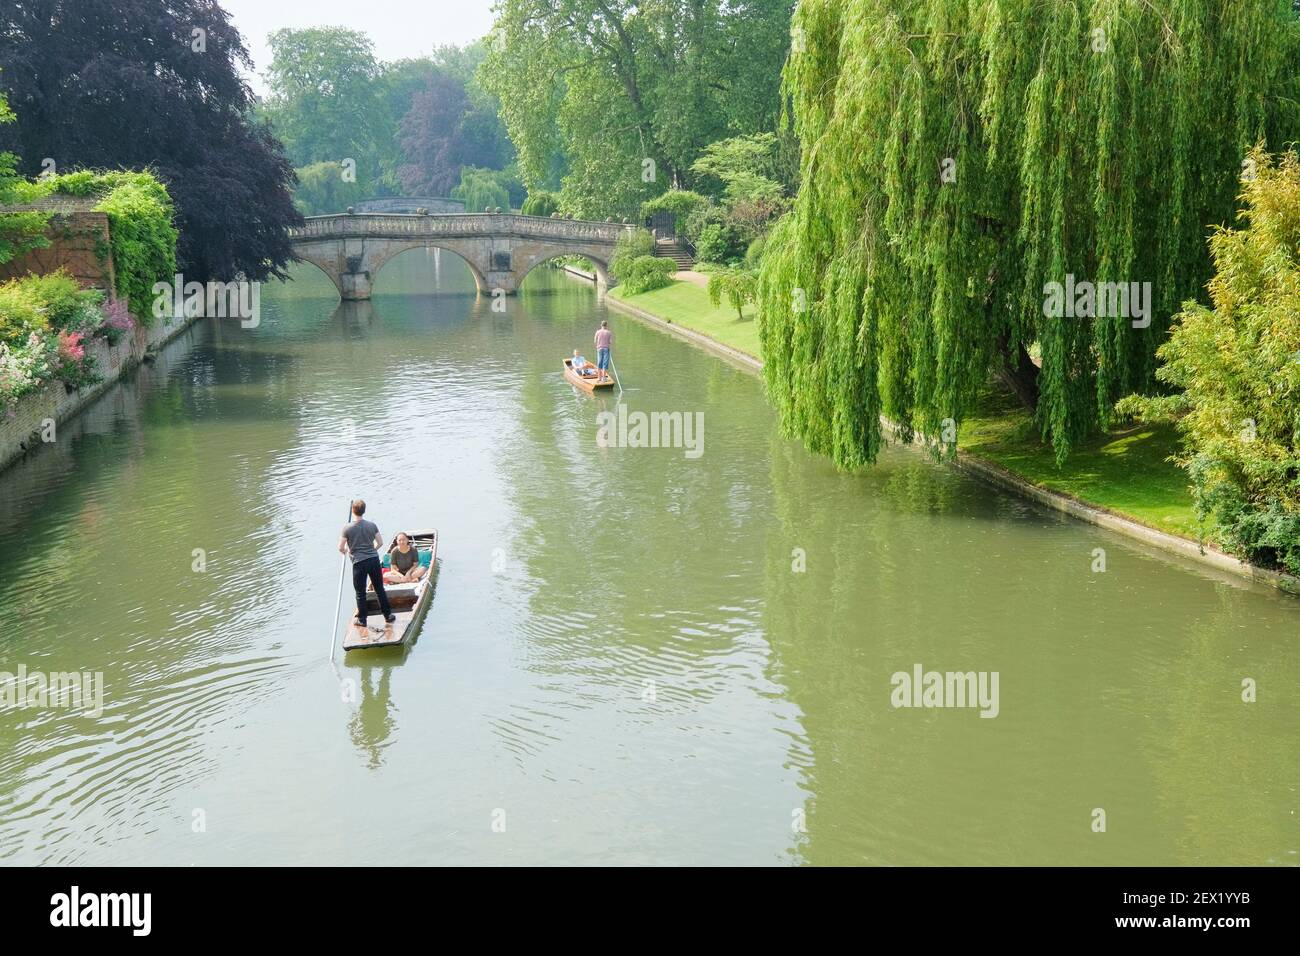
{"left": 0, "top": 271, "right": 114, "bottom": 405}
{"left": 0, "top": 332, "right": 55, "bottom": 410}
{"left": 54, "top": 329, "right": 98, "bottom": 392}
{"left": 97, "top": 297, "right": 135, "bottom": 346}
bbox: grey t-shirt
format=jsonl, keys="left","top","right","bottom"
{"left": 342, "top": 518, "right": 380, "bottom": 563}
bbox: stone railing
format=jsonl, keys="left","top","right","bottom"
{"left": 288, "top": 213, "right": 632, "bottom": 244}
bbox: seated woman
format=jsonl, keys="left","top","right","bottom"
{"left": 383, "top": 532, "right": 427, "bottom": 584}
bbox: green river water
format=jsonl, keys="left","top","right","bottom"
{"left": 0, "top": 252, "right": 1296, "bottom": 865}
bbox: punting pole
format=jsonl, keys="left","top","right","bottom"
{"left": 328, "top": 500, "right": 351, "bottom": 661}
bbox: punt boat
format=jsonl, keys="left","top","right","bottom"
{"left": 563, "top": 357, "right": 615, "bottom": 393}
{"left": 343, "top": 529, "right": 438, "bottom": 651}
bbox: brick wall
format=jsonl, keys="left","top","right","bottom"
{"left": 0, "top": 210, "right": 117, "bottom": 290}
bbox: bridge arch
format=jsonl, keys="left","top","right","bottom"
{"left": 362, "top": 240, "right": 490, "bottom": 295}
{"left": 516, "top": 251, "right": 610, "bottom": 290}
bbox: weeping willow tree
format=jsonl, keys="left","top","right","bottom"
{"left": 758, "top": 0, "right": 1300, "bottom": 466}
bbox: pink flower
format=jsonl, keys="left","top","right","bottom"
{"left": 58, "top": 330, "right": 86, "bottom": 363}
{"left": 102, "top": 297, "right": 135, "bottom": 332}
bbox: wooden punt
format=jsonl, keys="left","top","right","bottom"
{"left": 564, "top": 357, "right": 615, "bottom": 393}
{"left": 343, "top": 529, "right": 438, "bottom": 651}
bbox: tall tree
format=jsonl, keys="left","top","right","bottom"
{"left": 481, "top": 0, "right": 793, "bottom": 218}
{"left": 261, "top": 28, "right": 384, "bottom": 174}
{"left": 397, "top": 64, "right": 513, "bottom": 196}
{"left": 758, "top": 0, "right": 1300, "bottom": 467}
{"left": 0, "top": 0, "right": 300, "bottom": 282}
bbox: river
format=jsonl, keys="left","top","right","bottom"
{"left": 0, "top": 251, "right": 1296, "bottom": 865}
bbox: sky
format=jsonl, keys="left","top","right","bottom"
{"left": 218, "top": 0, "right": 498, "bottom": 93}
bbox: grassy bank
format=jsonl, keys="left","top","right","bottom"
{"left": 605, "top": 275, "right": 1204, "bottom": 544}
{"left": 959, "top": 387, "right": 1201, "bottom": 540}
{"left": 608, "top": 277, "right": 760, "bottom": 358}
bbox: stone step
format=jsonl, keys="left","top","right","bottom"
{"left": 654, "top": 240, "right": 694, "bottom": 269}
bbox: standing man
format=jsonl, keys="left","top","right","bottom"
{"left": 594, "top": 319, "right": 614, "bottom": 383}
{"left": 339, "top": 499, "right": 396, "bottom": 629}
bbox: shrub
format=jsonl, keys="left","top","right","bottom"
{"left": 0, "top": 271, "right": 114, "bottom": 404}
{"left": 683, "top": 203, "right": 726, "bottom": 246}
{"left": 609, "top": 227, "right": 655, "bottom": 282}
{"left": 89, "top": 173, "right": 178, "bottom": 319}
{"left": 0, "top": 331, "right": 55, "bottom": 408}
{"left": 619, "top": 255, "right": 675, "bottom": 294}
{"left": 694, "top": 223, "right": 734, "bottom": 264}
{"left": 97, "top": 297, "right": 136, "bottom": 346}
{"left": 54, "top": 329, "right": 99, "bottom": 392}
{"left": 1154, "top": 147, "right": 1300, "bottom": 574}
{"left": 0, "top": 91, "right": 51, "bottom": 265}
{"left": 0, "top": 280, "right": 47, "bottom": 344}
{"left": 21, "top": 271, "right": 93, "bottom": 330}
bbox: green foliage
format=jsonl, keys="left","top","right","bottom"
{"left": 640, "top": 189, "right": 709, "bottom": 232}
{"left": 618, "top": 255, "right": 676, "bottom": 294}
{"left": 451, "top": 166, "right": 513, "bottom": 212}
{"left": 0, "top": 278, "right": 47, "bottom": 342}
{"left": 690, "top": 133, "right": 785, "bottom": 205}
{"left": 0, "top": 91, "right": 51, "bottom": 265}
{"left": 694, "top": 223, "right": 739, "bottom": 264}
{"left": 0, "top": 271, "right": 111, "bottom": 406}
{"left": 1154, "top": 148, "right": 1300, "bottom": 574}
{"left": 522, "top": 191, "right": 559, "bottom": 217}
{"left": 19, "top": 271, "right": 92, "bottom": 330}
{"left": 292, "top": 161, "right": 368, "bottom": 216}
{"left": 56, "top": 172, "right": 177, "bottom": 321}
{"left": 707, "top": 266, "right": 759, "bottom": 320}
{"left": 481, "top": 0, "right": 794, "bottom": 218}
{"left": 609, "top": 228, "right": 656, "bottom": 282}
{"left": 3, "top": 170, "right": 176, "bottom": 321}
{"left": 758, "top": 0, "right": 1300, "bottom": 470}
{"left": 262, "top": 28, "right": 384, "bottom": 172}
{"left": 1112, "top": 392, "right": 1192, "bottom": 425}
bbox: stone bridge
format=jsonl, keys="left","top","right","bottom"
{"left": 287, "top": 213, "right": 632, "bottom": 298}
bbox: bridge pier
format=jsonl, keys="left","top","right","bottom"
{"left": 340, "top": 270, "right": 372, "bottom": 300}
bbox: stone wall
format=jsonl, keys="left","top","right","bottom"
{"left": 0, "top": 308, "right": 197, "bottom": 474}
{"left": 0, "top": 208, "right": 117, "bottom": 291}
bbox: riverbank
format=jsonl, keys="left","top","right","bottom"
{"left": 601, "top": 275, "right": 1300, "bottom": 595}
{"left": 0, "top": 308, "right": 196, "bottom": 474}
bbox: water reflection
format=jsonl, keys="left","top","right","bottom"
{"left": 0, "top": 254, "right": 1295, "bottom": 865}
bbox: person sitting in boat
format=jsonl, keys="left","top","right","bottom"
{"left": 571, "top": 349, "right": 593, "bottom": 376}
{"left": 384, "top": 532, "right": 427, "bottom": 584}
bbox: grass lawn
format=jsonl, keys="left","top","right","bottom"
{"left": 960, "top": 387, "right": 1204, "bottom": 540}
{"left": 608, "top": 278, "right": 761, "bottom": 358}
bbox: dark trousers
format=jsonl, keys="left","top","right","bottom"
{"left": 352, "top": 555, "right": 392, "bottom": 624}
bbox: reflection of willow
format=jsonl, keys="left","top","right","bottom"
{"left": 761, "top": 432, "right": 1013, "bottom": 865}
{"left": 763, "top": 434, "right": 920, "bottom": 864}
{"left": 342, "top": 656, "right": 402, "bottom": 770}
{"left": 1133, "top": 583, "right": 1300, "bottom": 864}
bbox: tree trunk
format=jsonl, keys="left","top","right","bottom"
{"left": 996, "top": 334, "right": 1040, "bottom": 412}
